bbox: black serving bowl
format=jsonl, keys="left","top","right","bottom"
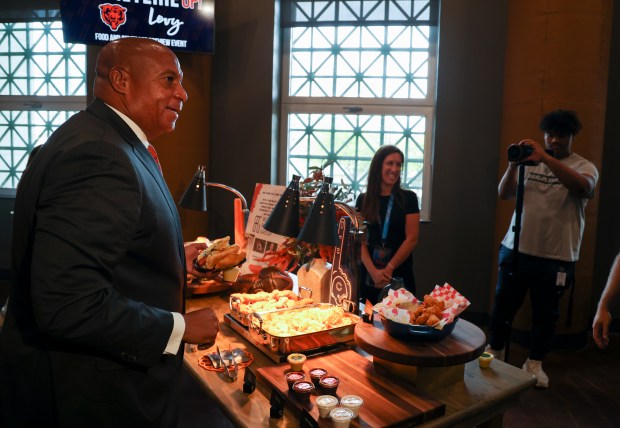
{"left": 379, "top": 315, "right": 459, "bottom": 342}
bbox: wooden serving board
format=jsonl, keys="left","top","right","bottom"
{"left": 256, "top": 349, "right": 445, "bottom": 427}
{"left": 355, "top": 317, "right": 486, "bottom": 367}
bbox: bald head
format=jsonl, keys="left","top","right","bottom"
{"left": 94, "top": 37, "right": 171, "bottom": 102}
{"left": 92, "top": 37, "right": 188, "bottom": 141}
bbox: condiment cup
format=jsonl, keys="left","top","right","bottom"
{"left": 329, "top": 407, "right": 355, "bottom": 427}
{"left": 292, "top": 380, "right": 314, "bottom": 401}
{"left": 340, "top": 395, "right": 364, "bottom": 417}
{"left": 222, "top": 267, "right": 240, "bottom": 282}
{"left": 309, "top": 368, "right": 328, "bottom": 387}
{"left": 479, "top": 352, "right": 494, "bottom": 368}
{"left": 315, "top": 395, "right": 339, "bottom": 418}
{"left": 319, "top": 374, "right": 340, "bottom": 396}
{"left": 284, "top": 371, "right": 305, "bottom": 391}
{"left": 287, "top": 353, "right": 306, "bottom": 371}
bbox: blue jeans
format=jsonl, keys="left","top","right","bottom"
{"left": 489, "top": 245, "right": 575, "bottom": 360}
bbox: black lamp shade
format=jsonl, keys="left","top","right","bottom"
{"left": 297, "top": 177, "right": 338, "bottom": 246}
{"left": 179, "top": 165, "right": 207, "bottom": 211}
{"left": 263, "top": 175, "right": 301, "bottom": 237}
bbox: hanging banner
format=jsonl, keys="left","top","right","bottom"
{"left": 59, "top": 0, "right": 215, "bottom": 54}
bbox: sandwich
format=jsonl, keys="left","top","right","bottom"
{"left": 196, "top": 236, "right": 246, "bottom": 271}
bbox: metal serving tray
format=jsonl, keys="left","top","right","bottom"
{"left": 228, "top": 287, "right": 311, "bottom": 327}
{"left": 247, "top": 303, "right": 360, "bottom": 356}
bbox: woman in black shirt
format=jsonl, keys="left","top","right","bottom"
{"left": 356, "top": 145, "right": 420, "bottom": 304}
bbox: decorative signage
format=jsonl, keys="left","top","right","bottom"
{"left": 329, "top": 216, "right": 357, "bottom": 313}
{"left": 59, "top": 0, "right": 215, "bottom": 53}
{"left": 240, "top": 183, "right": 288, "bottom": 276}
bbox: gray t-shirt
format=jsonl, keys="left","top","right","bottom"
{"left": 501, "top": 153, "right": 598, "bottom": 262}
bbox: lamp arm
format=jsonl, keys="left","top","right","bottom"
{"left": 205, "top": 182, "right": 249, "bottom": 211}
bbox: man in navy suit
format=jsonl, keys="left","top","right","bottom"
{"left": 0, "top": 37, "right": 219, "bottom": 427}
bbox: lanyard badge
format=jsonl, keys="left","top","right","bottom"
{"left": 371, "top": 195, "right": 394, "bottom": 268}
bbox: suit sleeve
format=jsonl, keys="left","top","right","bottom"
{"left": 30, "top": 140, "right": 173, "bottom": 366}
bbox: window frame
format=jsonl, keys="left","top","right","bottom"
{"left": 0, "top": 96, "right": 86, "bottom": 111}
{"left": 278, "top": 2, "right": 438, "bottom": 220}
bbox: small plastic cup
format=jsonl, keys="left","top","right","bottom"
{"left": 287, "top": 353, "right": 307, "bottom": 372}
{"left": 319, "top": 375, "right": 340, "bottom": 396}
{"left": 292, "top": 380, "right": 314, "bottom": 401}
{"left": 284, "top": 371, "right": 305, "bottom": 391}
{"left": 340, "top": 395, "right": 364, "bottom": 417}
{"left": 315, "top": 395, "right": 339, "bottom": 418}
{"left": 309, "top": 368, "right": 328, "bottom": 387}
{"left": 222, "top": 267, "right": 240, "bottom": 282}
{"left": 479, "top": 352, "right": 494, "bottom": 368}
{"left": 329, "top": 407, "right": 355, "bottom": 427}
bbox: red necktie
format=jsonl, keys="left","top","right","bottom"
{"left": 147, "top": 144, "right": 162, "bottom": 173}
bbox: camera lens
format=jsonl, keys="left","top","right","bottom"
{"left": 507, "top": 145, "right": 522, "bottom": 161}
{"left": 507, "top": 144, "right": 533, "bottom": 162}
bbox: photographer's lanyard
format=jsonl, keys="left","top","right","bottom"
{"left": 380, "top": 195, "right": 394, "bottom": 246}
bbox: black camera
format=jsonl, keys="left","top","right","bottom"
{"left": 507, "top": 144, "right": 533, "bottom": 162}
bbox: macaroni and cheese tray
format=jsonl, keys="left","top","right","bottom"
{"left": 228, "top": 288, "right": 312, "bottom": 327}
{"left": 224, "top": 302, "right": 360, "bottom": 363}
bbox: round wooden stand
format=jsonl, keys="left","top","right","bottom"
{"left": 354, "top": 317, "right": 486, "bottom": 391}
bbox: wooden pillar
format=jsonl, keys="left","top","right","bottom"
{"left": 493, "top": 0, "right": 613, "bottom": 349}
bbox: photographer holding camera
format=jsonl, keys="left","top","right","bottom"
{"left": 486, "top": 109, "right": 598, "bottom": 388}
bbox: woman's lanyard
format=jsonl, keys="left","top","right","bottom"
{"left": 380, "top": 194, "right": 394, "bottom": 246}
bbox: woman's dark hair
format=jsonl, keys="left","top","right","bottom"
{"left": 361, "top": 145, "right": 405, "bottom": 224}
{"left": 539, "top": 109, "right": 581, "bottom": 137}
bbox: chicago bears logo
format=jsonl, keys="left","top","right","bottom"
{"left": 99, "top": 4, "right": 127, "bottom": 32}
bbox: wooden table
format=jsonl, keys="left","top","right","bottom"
{"left": 184, "top": 292, "right": 536, "bottom": 427}
{"left": 256, "top": 349, "right": 446, "bottom": 426}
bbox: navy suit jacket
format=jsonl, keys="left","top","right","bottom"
{"left": 0, "top": 99, "right": 187, "bottom": 427}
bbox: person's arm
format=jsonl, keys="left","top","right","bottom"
{"left": 165, "top": 241, "right": 219, "bottom": 353}
{"left": 383, "top": 213, "right": 420, "bottom": 281}
{"left": 498, "top": 162, "right": 519, "bottom": 200}
{"left": 522, "top": 139, "right": 596, "bottom": 197}
{"left": 593, "top": 253, "right": 620, "bottom": 349}
{"left": 357, "top": 192, "right": 384, "bottom": 288}
{"left": 180, "top": 241, "right": 219, "bottom": 346}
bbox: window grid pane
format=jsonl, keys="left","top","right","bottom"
{"left": 0, "top": 21, "right": 86, "bottom": 97}
{"left": 285, "top": 0, "right": 436, "bottom": 26}
{"left": 1, "top": 20, "right": 86, "bottom": 189}
{"left": 0, "top": 110, "right": 77, "bottom": 188}
{"left": 287, "top": 112, "right": 425, "bottom": 207}
{"left": 289, "top": 25, "right": 431, "bottom": 99}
